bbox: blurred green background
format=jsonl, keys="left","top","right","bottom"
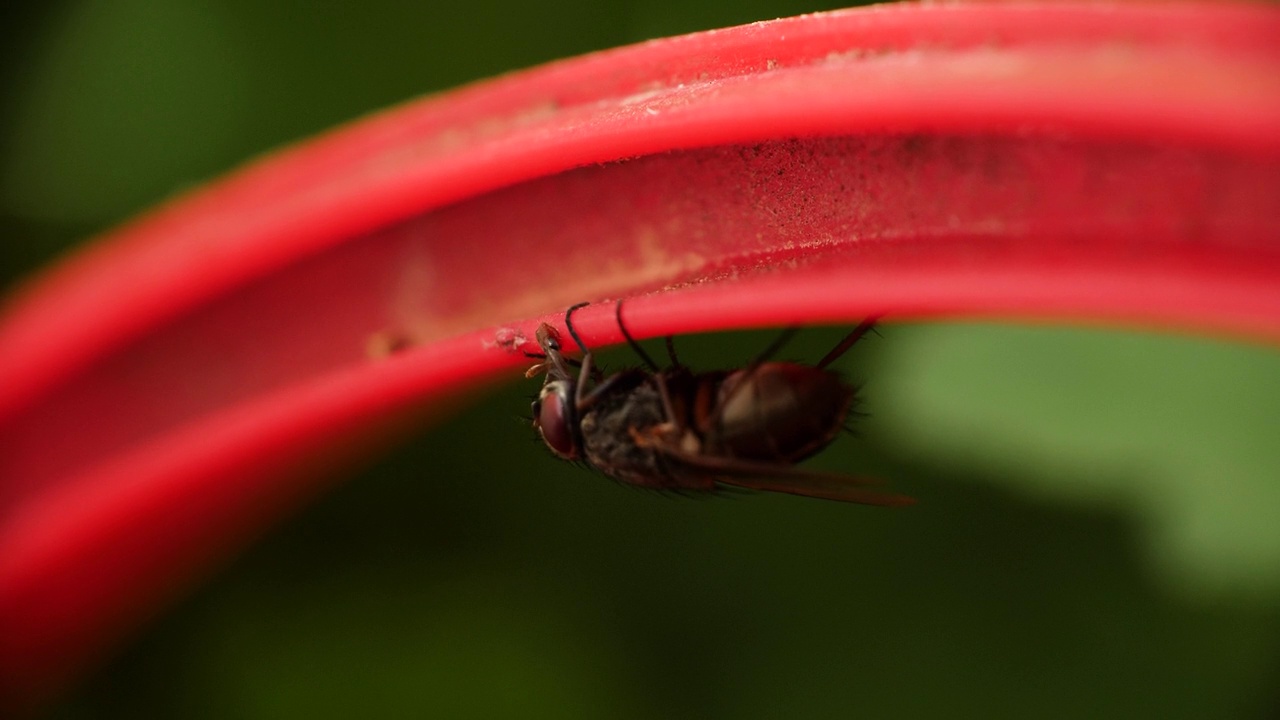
{"left": 4, "top": 1, "right": 1279, "bottom": 717}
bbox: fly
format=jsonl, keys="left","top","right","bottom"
{"left": 526, "top": 302, "right": 914, "bottom": 506}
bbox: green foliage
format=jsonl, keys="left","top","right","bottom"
{"left": 873, "top": 324, "right": 1280, "bottom": 600}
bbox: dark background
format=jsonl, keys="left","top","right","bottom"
{"left": 3, "top": 2, "right": 1279, "bottom": 717}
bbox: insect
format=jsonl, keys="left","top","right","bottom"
{"left": 526, "top": 302, "right": 913, "bottom": 506}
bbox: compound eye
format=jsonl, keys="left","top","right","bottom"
{"left": 535, "top": 383, "right": 578, "bottom": 459}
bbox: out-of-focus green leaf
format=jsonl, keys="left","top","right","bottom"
{"left": 873, "top": 324, "right": 1280, "bottom": 599}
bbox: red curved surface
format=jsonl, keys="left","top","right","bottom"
{"left": 1, "top": 2, "right": 1278, "bottom": 710}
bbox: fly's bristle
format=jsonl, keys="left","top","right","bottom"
{"left": 839, "top": 395, "right": 868, "bottom": 437}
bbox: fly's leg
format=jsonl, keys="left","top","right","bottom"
{"left": 531, "top": 323, "right": 578, "bottom": 381}
{"left": 635, "top": 369, "right": 693, "bottom": 483}
{"left": 613, "top": 300, "right": 661, "bottom": 371}
{"left": 815, "top": 317, "right": 881, "bottom": 369}
{"left": 664, "top": 336, "right": 680, "bottom": 368}
{"left": 613, "top": 299, "right": 687, "bottom": 443}
{"left": 573, "top": 352, "right": 597, "bottom": 408}
{"left": 563, "top": 302, "right": 604, "bottom": 383}
{"left": 748, "top": 327, "right": 799, "bottom": 367}
{"left": 563, "top": 302, "right": 592, "bottom": 354}
{"left": 524, "top": 351, "right": 585, "bottom": 379}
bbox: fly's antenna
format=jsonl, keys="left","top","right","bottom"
{"left": 615, "top": 300, "right": 661, "bottom": 371}
{"left": 816, "top": 318, "right": 881, "bottom": 369}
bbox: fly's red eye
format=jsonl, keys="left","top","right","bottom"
{"left": 536, "top": 383, "right": 578, "bottom": 459}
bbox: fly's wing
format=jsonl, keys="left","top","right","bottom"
{"left": 657, "top": 447, "right": 915, "bottom": 507}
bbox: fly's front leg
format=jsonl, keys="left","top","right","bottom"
{"left": 574, "top": 351, "right": 597, "bottom": 408}
{"left": 532, "top": 323, "right": 579, "bottom": 382}
{"left": 573, "top": 362, "right": 650, "bottom": 416}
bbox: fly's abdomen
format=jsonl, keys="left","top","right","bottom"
{"left": 711, "top": 363, "right": 853, "bottom": 463}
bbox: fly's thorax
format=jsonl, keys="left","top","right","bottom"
{"left": 579, "top": 373, "right": 680, "bottom": 489}
{"left": 711, "top": 362, "right": 854, "bottom": 463}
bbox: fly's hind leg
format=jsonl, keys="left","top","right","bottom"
{"left": 815, "top": 317, "right": 881, "bottom": 369}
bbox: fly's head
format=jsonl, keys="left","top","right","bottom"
{"left": 533, "top": 377, "right": 580, "bottom": 460}
{"left": 529, "top": 323, "right": 582, "bottom": 460}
